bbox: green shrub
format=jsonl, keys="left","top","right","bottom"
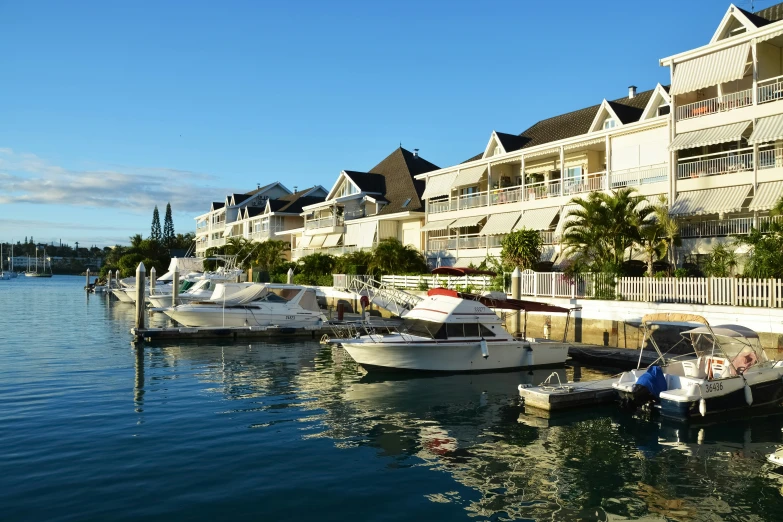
{"left": 417, "top": 280, "right": 429, "bottom": 291}
{"left": 653, "top": 271, "right": 666, "bottom": 279}
{"left": 673, "top": 268, "right": 688, "bottom": 279}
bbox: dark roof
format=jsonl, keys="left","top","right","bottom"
{"left": 245, "top": 182, "right": 279, "bottom": 196}
{"left": 495, "top": 132, "right": 529, "bottom": 153}
{"left": 742, "top": 4, "right": 780, "bottom": 25}
{"left": 343, "top": 171, "right": 386, "bottom": 194}
{"left": 232, "top": 193, "right": 251, "bottom": 205}
{"left": 211, "top": 202, "right": 225, "bottom": 210}
{"left": 245, "top": 206, "right": 265, "bottom": 218}
{"left": 462, "top": 86, "right": 659, "bottom": 163}
{"left": 277, "top": 195, "right": 325, "bottom": 214}
{"left": 366, "top": 147, "right": 440, "bottom": 215}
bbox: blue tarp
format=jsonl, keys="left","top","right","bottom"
{"left": 636, "top": 366, "right": 667, "bottom": 398}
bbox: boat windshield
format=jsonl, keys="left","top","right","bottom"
{"left": 689, "top": 331, "right": 768, "bottom": 369}
{"left": 400, "top": 318, "right": 446, "bottom": 339}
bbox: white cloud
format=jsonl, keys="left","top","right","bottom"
{"left": 0, "top": 148, "right": 232, "bottom": 213}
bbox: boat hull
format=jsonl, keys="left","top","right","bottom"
{"left": 163, "top": 307, "right": 323, "bottom": 328}
{"left": 659, "top": 377, "right": 783, "bottom": 420}
{"left": 340, "top": 340, "right": 569, "bottom": 372}
{"left": 111, "top": 289, "right": 134, "bottom": 302}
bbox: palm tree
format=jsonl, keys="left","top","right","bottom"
{"left": 500, "top": 228, "right": 543, "bottom": 270}
{"left": 254, "top": 240, "right": 289, "bottom": 272}
{"left": 637, "top": 223, "right": 667, "bottom": 276}
{"left": 653, "top": 195, "right": 681, "bottom": 270}
{"left": 562, "top": 188, "right": 653, "bottom": 273}
{"left": 772, "top": 194, "right": 783, "bottom": 217}
{"left": 369, "top": 238, "right": 428, "bottom": 276}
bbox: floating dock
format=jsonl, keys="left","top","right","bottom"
{"left": 518, "top": 377, "right": 619, "bottom": 412}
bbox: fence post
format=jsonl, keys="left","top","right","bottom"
{"left": 644, "top": 277, "right": 649, "bottom": 302}
{"left": 533, "top": 273, "right": 538, "bottom": 298}
{"left": 551, "top": 272, "right": 556, "bottom": 298}
{"left": 614, "top": 276, "right": 619, "bottom": 300}
{"left": 770, "top": 278, "right": 775, "bottom": 309}
{"left": 571, "top": 281, "right": 575, "bottom": 299}
{"left": 707, "top": 277, "right": 712, "bottom": 305}
{"left": 732, "top": 278, "right": 738, "bottom": 306}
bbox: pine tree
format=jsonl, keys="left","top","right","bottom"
{"left": 151, "top": 206, "right": 162, "bottom": 241}
{"left": 163, "top": 202, "right": 175, "bottom": 247}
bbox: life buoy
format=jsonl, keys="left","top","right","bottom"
{"left": 360, "top": 295, "right": 370, "bottom": 309}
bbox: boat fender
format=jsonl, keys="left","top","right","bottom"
{"left": 699, "top": 398, "right": 707, "bottom": 417}
{"left": 744, "top": 382, "right": 753, "bottom": 406}
{"left": 480, "top": 339, "right": 489, "bottom": 359}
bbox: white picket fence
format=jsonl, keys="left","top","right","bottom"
{"left": 333, "top": 273, "right": 783, "bottom": 309}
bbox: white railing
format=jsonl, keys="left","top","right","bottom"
{"left": 610, "top": 164, "right": 668, "bottom": 188}
{"left": 293, "top": 245, "right": 370, "bottom": 258}
{"left": 305, "top": 216, "right": 344, "bottom": 230}
{"left": 540, "top": 230, "right": 555, "bottom": 244}
{"left": 379, "top": 274, "right": 495, "bottom": 291}
{"left": 487, "top": 235, "right": 503, "bottom": 248}
{"left": 429, "top": 198, "right": 453, "bottom": 214}
{"left": 758, "top": 75, "right": 783, "bottom": 105}
{"left": 457, "top": 191, "right": 487, "bottom": 209}
{"left": 675, "top": 88, "right": 753, "bottom": 121}
{"left": 677, "top": 148, "right": 753, "bottom": 179}
{"left": 343, "top": 209, "right": 366, "bottom": 220}
{"left": 427, "top": 237, "right": 453, "bottom": 252}
{"left": 758, "top": 215, "right": 783, "bottom": 230}
{"left": 758, "top": 146, "right": 783, "bottom": 170}
{"left": 562, "top": 173, "right": 606, "bottom": 196}
{"left": 427, "top": 235, "right": 486, "bottom": 251}
{"left": 680, "top": 217, "right": 754, "bottom": 238}
{"left": 525, "top": 180, "right": 562, "bottom": 201}
{"left": 458, "top": 233, "right": 486, "bottom": 250}
{"left": 210, "top": 238, "right": 226, "bottom": 248}
{"left": 489, "top": 186, "right": 524, "bottom": 206}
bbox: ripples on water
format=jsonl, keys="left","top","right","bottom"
{"left": 2, "top": 276, "right": 783, "bottom": 521}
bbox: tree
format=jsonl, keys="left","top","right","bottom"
{"left": 702, "top": 243, "right": 738, "bottom": 277}
{"left": 368, "top": 238, "right": 428, "bottom": 276}
{"left": 500, "top": 228, "right": 543, "bottom": 270}
{"left": 163, "top": 202, "right": 175, "bottom": 247}
{"left": 653, "top": 195, "right": 681, "bottom": 270}
{"left": 562, "top": 188, "right": 654, "bottom": 274}
{"left": 254, "top": 240, "right": 289, "bottom": 272}
{"left": 150, "top": 206, "right": 162, "bottom": 241}
{"left": 637, "top": 223, "right": 667, "bottom": 276}
{"left": 772, "top": 194, "right": 783, "bottom": 217}
{"left": 736, "top": 221, "right": 783, "bottom": 278}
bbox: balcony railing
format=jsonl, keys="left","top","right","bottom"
{"left": 677, "top": 148, "right": 753, "bottom": 179}
{"left": 293, "top": 245, "right": 370, "bottom": 258}
{"left": 343, "top": 208, "right": 366, "bottom": 221}
{"left": 196, "top": 222, "right": 209, "bottom": 230}
{"left": 563, "top": 172, "right": 607, "bottom": 196}
{"left": 488, "top": 186, "right": 524, "bottom": 206}
{"left": 610, "top": 164, "right": 668, "bottom": 188}
{"left": 758, "top": 146, "right": 783, "bottom": 170}
{"left": 304, "top": 216, "right": 344, "bottom": 230}
{"left": 680, "top": 217, "right": 754, "bottom": 238}
{"left": 429, "top": 199, "right": 453, "bottom": 214}
{"left": 540, "top": 230, "right": 555, "bottom": 245}
{"left": 458, "top": 233, "right": 486, "bottom": 249}
{"left": 525, "top": 180, "right": 562, "bottom": 201}
{"left": 457, "top": 191, "right": 487, "bottom": 210}
{"left": 758, "top": 75, "right": 783, "bottom": 105}
{"left": 675, "top": 88, "right": 753, "bottom": 121}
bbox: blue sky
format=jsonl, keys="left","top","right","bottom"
{"left": 0, "top": 0, "right": 766, "bottom": 246}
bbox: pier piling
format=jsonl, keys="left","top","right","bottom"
{"left": 511, "top": 268, "right": 521, "bottom": 336}
{"left": 149, "top": 266, "right": 156, "bottom": 295}
{"left": 287, "top": 267, "right": 294, "bottom": 284}
{"left": 107, "top": 270, "right": 112, "bottom": 291}
{"left": 86, "top": 268, "right": 91, "bottom": 290}
{"left": 135, "top": 263, "right": 146, "bottom": 330}
{"left": 172, "top": 267, "right": 179, "bottom": 307}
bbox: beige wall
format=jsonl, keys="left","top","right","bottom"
{"left": 401, "top": 219, "right": 423, "bottom": 249}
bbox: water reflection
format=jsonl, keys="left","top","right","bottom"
{"left": 141, "top": 341, "right": 783, "bottom": 521}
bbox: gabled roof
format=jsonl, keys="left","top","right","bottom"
{"left": 343, "top": 171, "right": 386, "bottom": 193}
{"left": 210, "top": 202, "right": 225, "bottom": 211}
{"left": 367, "top": 147, "right": 440, "bottom": 215}
{"left": 232, "top": 193, "right": 251, "bottom": 205}
{"left": 754, "top": 2, "right": 783, "bottom": 23}
{"left": 461, "top": 87, "right": 658, "bottom": 163}
{"left": 245, "top": 181, "right": 287, "bottom": 197}
{"left": 276, "top": 195, "right": 325, "bottom": 214}
{"left": 266, "top": 186, "right": 328, "bottom": 214}
{"left": 494, "top": 132, "right": 529, "bottom": 153}
{"left": 245, "top": 206, "right": 265, "bottom": 218}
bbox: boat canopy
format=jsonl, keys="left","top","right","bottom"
{"left": 209, "top": 284, "right": 269, "bottom": 306}
{"left": 681, "top": 325, "right": 759, "bottom": 339}
{"left": 431, "top": 267, "right": 497, "bottom": 277}
{"left": 427, "top": 288, "right": 571, "bottom": 314}
{"left": 681, "top": 324, "right": 768, "bottom": 365}
{"left": 642, "top": 313, "right": 709, "bottom": 326}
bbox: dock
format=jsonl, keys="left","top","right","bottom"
{"left": 518, "top": 377, "right": 619, "bottom": 412}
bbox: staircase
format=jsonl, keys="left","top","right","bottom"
{"left": 349, "top": 277, "right": 423, "bottom": 317}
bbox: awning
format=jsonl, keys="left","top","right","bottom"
{"left": 670, "top": 43, "right": 750, "bottom": 95}
{"left": 669, "top": 121, "right": 751, "bottom": 151}
{"left": 564, "top": 137, "right": 605, "bottom": 150}
{"left": 670, "top": 185, "right": 752, "bottom": 216}
{"left": 554, "top": 204, "right": 582, "bottom": 238}
{"left": 524, "top": 147, "right": 559, "bottom": 159}
{"left": 308, "top": 234, "right": 327, "bottom": 248}
{"left": 421, "top": 219, "right": 454, "bottom": 232}
{"left": 452, "top": 164, "right": 487, "bottom": 188}
{"left": 298, "top": 235, "right": 312, "bottom": 248}
{"left": 344, "top": 223, "right": 360, "bottom": 246}
{"left": 749, "top": 181, "right": 783, "bottom": 211}
{"left": 323, "top": 233, "right": 342, "bottom": 248}
{"left": 357, "top": 222, "right": 377, "bottom": 248}
{"left": 480, "top": 212, "right": 520, "bottom": 235}
{"left": 421, "top": 171, "right": 458, "bottom": 199}
{"left": 449, "top": 215, "right": 486, "bottom": 229}
{"left": 755, "top": 28, "right": 783, "bottom": 44}
{"left": 524, "top": 159, "right": 557, "bottom": 175}
{"left": 454, "top": 257, "right": 486, "bottom": 268}
{"left": 514, "top": 206, "right": 560, "bottom": 231}
{"left": 748, "top": 114, "right": 783, "bottom": 144}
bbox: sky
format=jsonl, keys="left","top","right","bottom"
{"left": 0, "top": 0, "right": 769, "bottom": 247}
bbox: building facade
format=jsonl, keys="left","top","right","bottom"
{"left": 416, "top": 3, "right": 783, "bottom": 268}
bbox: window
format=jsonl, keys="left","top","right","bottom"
{"left": 602, "top": 118, "right": 616, "bottom": 130}
{"left": 566, "top": 166, "right": 582, "bottom": 180}
{"left": 401, "top": 198, "right": 411, "bottom": 208}
{"left": 657, "top": 105, "right": 670, "bottom": 116}
{"left": 494, "top": 146, "right": 502, "bottom": 156}
{"left": 401, "top": 318, "right": 446, "bottom": 339}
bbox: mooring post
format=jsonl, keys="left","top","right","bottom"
{"left": 135, "top": 262, "right": 146, "bottom": 331}
{"left": 287, "top": 267, "right": 294, "bottom": 284}
{"left": 511, "top": 267, "right": 521, "bottom": 336}
{"left": 149, "top": 266, "right": 156, "bottom": 296}
{"left": 172, "top": 267, "right": 179, "bottom": 307}
{"left": 85, "top": 267, "right": 90, "bottom": 290}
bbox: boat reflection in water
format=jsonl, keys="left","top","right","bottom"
{"left": 145, "top": 342, "right": 783, "bottom": 521}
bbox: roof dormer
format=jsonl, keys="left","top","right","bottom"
{"left": 588, "top": 99, "right": 623, "bottom": 133}
{"left": 325, "top": 171, "right": 362, "bottom": 200}
{"left": 711, "top": 5, "right": 758, "bottom": 43}
{"left": 482, "top": 131, "right": 506, "bottom": 159}
{"left": 639, "top": 83, "right": 672, "bottom": 120}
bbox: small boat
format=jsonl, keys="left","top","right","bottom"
{"left": 147, "top": 275, "right": 249, "bottom": 308}
{"left": 613, "top": 313, "right": 783, "bottom": 421}
{"left": 163, "top": 283, "right": 326, "bottom": 328}
{"left": 24, "top": 247, "right": 53, "bottom": 277}
{"left": 327, "top": 288, "right": 574, "bottom": 372}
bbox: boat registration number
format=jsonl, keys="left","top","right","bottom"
{"left": 286, "top": 315, "right": 296, "bottom": 320}
{"left": 705, "top": 382, "right": 724, "bottom": 393}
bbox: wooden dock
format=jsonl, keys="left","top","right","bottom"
{"left": 518, "top": 377, "right": 619, "bottom": 412}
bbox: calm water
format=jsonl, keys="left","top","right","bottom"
{"left": 3, "top": 276, "right": 783, "bottom": 521}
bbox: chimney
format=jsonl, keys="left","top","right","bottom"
{"left": 628, "top": 85, "right": 637, "bottom": 99}
{"left": 256, "top": 183, "right": 260, "bottom": 190}
{"left": 293, "top": 185, "right": 298, "bottom": 193}
{"left": 413, "top": 148, "right": 419, "bottom": 158}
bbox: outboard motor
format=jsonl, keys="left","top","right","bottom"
{"left": 621, "top": 366, "right": 667, "bottom": 410}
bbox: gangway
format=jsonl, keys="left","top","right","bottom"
{"left": 348, "top": 277, "right": 423, "bottom": 317}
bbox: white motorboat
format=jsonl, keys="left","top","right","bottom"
{"left": 163, "top": 283, "right": 326, "bottom": 328}
{"left": 147, "top": 274, "right": 249, "bottom": 308}
{"left": 328, "top": 288, "right": 573, "bottom": 372}
{"left": 613, "top": 313, "right": 783, "bottom": 421}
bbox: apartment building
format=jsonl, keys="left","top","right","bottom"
{"left": 417, "top": 2, "right": 783, "bottom": 268}
{"left": 194, "top": 182, "right": 327, "bottom": 257}
{"left": 287, "top": 147, "right": 440, "bottom": 259}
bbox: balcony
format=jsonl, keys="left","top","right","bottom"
{"left": 675, "top": 88, "right": 752, "bottom": 121}
{"left": 293, "top": 245, "right": 370, "bottom": 259}
{"left": 563, "top": 172, "right": 607, "bottom": 196}
{"left": 488, "top": 186, "right": 524, "bottom": 206}
{"left": 196, "top": 221, "right": 209, "bottom": 230}
{"left": 343, "top": 208, "right": 366, "bottom": 221}
{"left": 680, "top": 217, "right": 754, "bottom": 238}
{"left": 429, "top": 199, "right": 453, "bottom": 214}
{"left": 426, "top": 235, "right": 489, "bottom": 252}
{"left": 758, "top": 75, "right": 783, "bottom": 105}
{"left": 610, "top": 164, "right": 668, "bottom": 188}
{"left": 457, "top": 191, "right": 487, "bottom": 210}
{"left": 304, "top": 216, "right": 344, "bottom": 230}
{"left": 677, "top": 148, "right": 753, "bottom": 180}
{"left": 525, "top": 180, "right": 562, "bottom": 201}
{"left": 758, "top": 145, "right": 783, "bottom": 170}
